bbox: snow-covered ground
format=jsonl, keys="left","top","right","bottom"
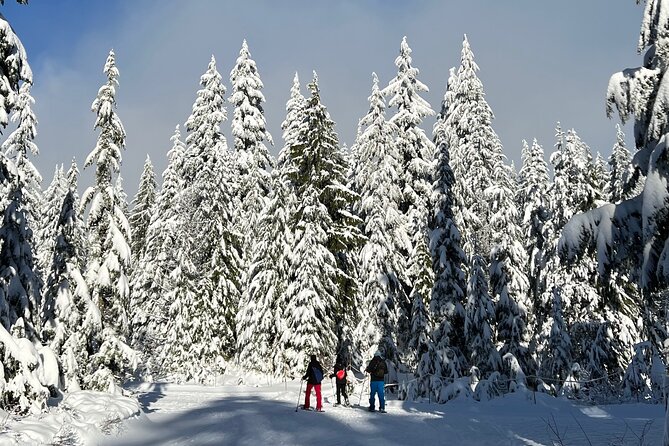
{"left": 96, "top": 378, "right": 664, "bottom": 446}
{"left": 0, "top": 374, "right": 662, "bottom": 445}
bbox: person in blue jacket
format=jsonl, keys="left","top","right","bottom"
{"left": 365, "top": 350, "right": 388, "bottom": 412}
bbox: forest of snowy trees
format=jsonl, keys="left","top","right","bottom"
{"left": 0, "top": 0, "right": 666, "bottom": 420}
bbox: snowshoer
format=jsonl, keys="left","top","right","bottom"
{"left": 302, "top": 354, "right": 325, "bottom": 411}
{"left": 330, "top": 357, "right": 349, "bottom": 406}
{"left": 365, "top": 350, "right": 387, "bottom": 412}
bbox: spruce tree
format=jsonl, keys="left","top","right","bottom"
{"left": 415, "top": 71, "right": 469, "bottom": 398}
{"left": 235, "top": 171, "right": 293, "bottom": 377}
{"left": 132, "top": 126, "right": 188, "bottom": 377}
{"left": 447, "top": 35, "right": 504, "bottom": 258}
{"left": 81, "top": 50, "right": 136, "bottom": 391}
{"left": 183, "top": 56, "right": 241, "bottom": 371}
{"left": 229, "top": 40, "right": 274, "bottom": 296}
{"left": 0, "top": 9, "right": 54, "bottom": 414}
{"left": 129, "top": 155, "right": 156, "bottom": 262}
{"left": 382, "top": 37, "right": 435, "bottom": 362}
{"left": 0, "top": 80, "right": 42, "bottom": 339}
{"left": 282, "top": 73, "right": 359, "bottom": 373}
{"left": 41, "top": 186, "right": 93, "bottom": 391}
{"left": 465, "top": 254, "right": 501, "bottom": 375}
{"left": 607, "top": 124, "right": 639, "bottom": 203}
{"left": 541, "top": 287, "right": 572, "bottom": 389}
{"left": 352, "top": 73, "right": 406, "bottom": 364}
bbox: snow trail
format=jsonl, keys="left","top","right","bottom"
{"left": 101, "top": 380, "right": 664, "bottom": 446}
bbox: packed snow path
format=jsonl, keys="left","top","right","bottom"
{"left": 103, "top": 381, "right": 664, "bottom": 445}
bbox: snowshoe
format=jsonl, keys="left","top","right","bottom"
{"left": 379, "top": 409, "right": 387, "bottom": 413}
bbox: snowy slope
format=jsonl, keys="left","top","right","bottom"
{"left": 102, "top": 379, "right": 664, "bottom": 446}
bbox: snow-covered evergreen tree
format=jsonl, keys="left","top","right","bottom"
{"left": 229, "top": 40, "right": 274, "bottom": 297}
{"left": 540, "top": 287, "right": 572, "bottom": 389}
{"left": 182, "top": 56, "right": 241, "bottom": 371}
{"left": 447, "top": 35, "right": 504, "bottom": 259}
{"left": 280, "top": 188, "right": 339, "bottom": 376}
{"left": 414, "top": 73, "right": 469, "bottom": 398}
{"left": 517, "top": 139, "right": 550, "bottom": 307}
{"left": 131, "top": 125, "right": 187, "bottom": 377}
{"left": 607, "top": 124, "right": 640, "bottom": 203}
{"left": 235, "top": 171, "right": 293, "bottom": 377}
{"left": 0, "top": 80, "right": 42, "bottom": 339}
{"left": 278, "top": 72, "right": 306, "bottom": 172}
{"left": 41, "top": 185, "right": 95, "bottom": 392}
{"left": 36, "top": 166, "right": 66, "bottom": 283}
{"left": 382, "top": 37, "right": 435, "bottom": 362}
{"left": 81, "top": 50, "right": 136, "bottom": 391}
{"left": 282, "top": 73, "right": 360, "bottom": 372}
{"left": 128, "top": 155, "right": 156, "bottom": 263}
{"left": 488, "top": 156, "right": 531, "bottom": 372}
{"left": 352, "top": 73, "right": 406, "bottom": 364}
{"left": 465, "top": 254, "right": 501, "bottom": 375}
{"left": 0, "top": 7, "right": 59, "bottom": 414}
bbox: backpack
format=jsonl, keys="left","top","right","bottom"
{"left": 370, "top": 358, "right": 385, "bottom": 379}
{"left": 312, "top": 365, "right": 323, "bottom": 383}
{"left": 336, "top": 369, "right": 345, "bottom": 380}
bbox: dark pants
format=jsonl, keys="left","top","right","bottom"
{"left": 335, "top": 380, "right": 348, "bottom": 404}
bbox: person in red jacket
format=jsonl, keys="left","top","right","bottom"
{"left": 330, "top": 356, "right": 349, "bottom": 406}
{"left": 301, "top": 354, "right": 324, "bottom": 412}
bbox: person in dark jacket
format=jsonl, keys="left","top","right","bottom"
{"left": 301, "top": 354, "right": 324, "bottom": 411}
{"left": 365, "top": 350, "right": 388, "bottom": 412}
{"left": 330, "top": 357, "right": 349, "bottom": 406}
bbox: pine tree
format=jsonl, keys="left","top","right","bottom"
{"left": 229, "top": 40, "right": 274, "bottom": 297}
{"left": 415, "top": 72, "right": 469, "bottom": 398}
{"left": 541, "top": 287, "right": 572, "bottom": 390}
{"left": 132, "top": 125, "right": 188, "bottom": 377}
{"left": 0, "top": 80, "right": 42, "bottom": 339}
{"left": 41, "top": 184, "right": 94, "bottom": 392}
{"left": 447, "top": 35, "right": 504, "bottom": 258}
{"left": 281, "top": 189, "right": 339, "bottom": 375}
{"left": 489, "top": 157, "right": 531, "bottom": 372}
{"left": 36, "top": 166, "right": 66, "bottom": 284}
{"left": 235, "top": 172, "right": 293, "bottom": 377}
{"left": 352, "top": 73, "right": 406, "bottom": 364}
{"left": 281, "top": 73, "right": 359, "bottom": 373}
{"left": 0, "top": 9, "right": 56, "bottom": 414}
{"left": 278, "top": 72, "right": 306, "bottom": 172}
{"left": 129, "top": 155, "right": 156, "bottom": 262}
{"left": 607, "top": 124, "right": 639, "bottom": 203}
{"left": 465, "top": 254, "right": 501, "bottom": 375}
{"left": 183, "top": 56, "right": 241, "bottom": 371}
{"left": 382, "top": 37, "right": 435, "bottom": 362}
{"left": 81, "top": 50, "right": 136, "bottom": 391}
{"left": 517, "top": 139, "right": 550, "bottom": 309}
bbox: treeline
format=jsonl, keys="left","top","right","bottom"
{"left": 0, "top": 0, "right": 663, "bottom": 415}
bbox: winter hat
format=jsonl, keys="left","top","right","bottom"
{"left": 310, "top": 354, "right": 317, "bottom": 362}
{"left": 374, "top": 350, "right": 382, "bottom": 358}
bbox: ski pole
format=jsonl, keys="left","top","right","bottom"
{"left": 358, "top": 375, "right": 367, "bottom": 406}
{"left": 330, "top": 377, "right": 335, "bottom": 405}
{"left": 295, "top": 380, "right": 304, "bottom": 412}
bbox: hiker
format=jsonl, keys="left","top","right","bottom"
{"left": 330, "top": 356, "right": 349, "bottom": 406}
{"left": 365, "top": 350, "right": 388, "bottom": 412}
{"left": 301, "top": 354, "right": 324, "bottom": 411}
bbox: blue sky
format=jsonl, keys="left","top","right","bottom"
{"left": 0, "top": 1, "right": 643, "bottom": 196}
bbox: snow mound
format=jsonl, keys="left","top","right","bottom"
{"left": 0, "top": 390, "right": 140, "bottom": 445}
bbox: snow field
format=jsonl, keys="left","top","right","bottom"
{"left": 100, "top": 379, "right": 664, "bottom": 446}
